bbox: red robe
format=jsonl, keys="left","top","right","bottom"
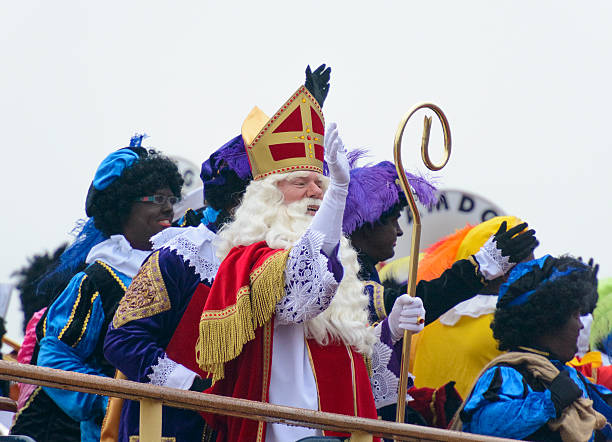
{"left": 195, "top": 241, "right": 379, "bottom": 441}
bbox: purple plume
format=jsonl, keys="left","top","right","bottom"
{"left": 342, "top": 160, "right": 438, "bottom": 235}
{"left": 204, "top": 135, "right": 252, "bottom": 181}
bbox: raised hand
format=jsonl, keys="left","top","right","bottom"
{"left": 473, "top": 221, "right": 539, "bottom": 280}
{"left": 324, "top": 122, "right": 350, "bottom": 188}
{"left": 305, "top": 64, "right": 331, "bottom": 107}
{"left": 493, "top": 221, "right": 538, "bottom": 265}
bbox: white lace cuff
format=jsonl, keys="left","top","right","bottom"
{"left": 370, "top": 339, "right": 398, "bottom": 408}
{"left": 370, "top": 323, "right": 414, "bottom": 408}
{"left": 473, "top": 237, "right": 513, "bottom": 280}
{"left": 276, "top": 229, "right": 338, "bottom": 324}
{"left": 147, "top": 354, "right": 197, "bottom": 390}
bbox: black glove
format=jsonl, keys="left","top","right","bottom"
{"left": 305, "top": 64, "right": 331, "bottom": 107}
{"left": 549, "top": 371, "right": 582, "bottom": 417}
{"left": 492, "top": 221, "right": 539, "bottom": 265}
{"left": 577, "top": 257, "right": 600, "bottom": 281}
{"left": 577, "top": 257, "right": 600, "bottom": 314}
{"left": 472, "top": 221, "right": 539, "bottom": 281}
{"left": 189, "top": 376, "right": 212, "bottom": 392}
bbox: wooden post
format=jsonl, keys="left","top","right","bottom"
{"left": 139, "top": 398, "right": 162, "bottom": 442}
{"left": 350, "top": 431, "right": 374, "bottom": 441}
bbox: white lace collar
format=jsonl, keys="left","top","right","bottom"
{"left": 150, "top": 226, "right": 188, "bottom": 250}
{"left": 161, "top": 224, "right": 219, "bottom": 282}
{"left": 85, "top": 235, "right": 151, "bottom": 278}
{"left": 438, "top": 294, "right": 498, "bottom": 326}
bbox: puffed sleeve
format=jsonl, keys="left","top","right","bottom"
{"left": 462, "top": 366, "right": 557, "bottom": 439}
{"left": 416, "top": 258, "right": 485, "bottom": 324}
{"left": 37, "top": 271, "right": 109, "bottom": 421}
{"left": 105, "top": 236, "right": 216, "bottom": 389}
{"left": 275, "top": 229, "right": 343, "bottom": 324}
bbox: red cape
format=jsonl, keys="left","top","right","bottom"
{"left": 196, "top": 241, "right": 380, "bottom": 441}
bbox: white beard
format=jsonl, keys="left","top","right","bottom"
{"left": 215, "top": 175, "right": 376, "bottom": 355}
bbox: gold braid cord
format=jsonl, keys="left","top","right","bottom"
{"left": 364, "top": 280, "right": 387, "bottom": 321}
{"left": 112, "top": 252, "right": 171, "bottom": 329}
{"left": 196, "top": 249, "right": 290, "bottom": 383}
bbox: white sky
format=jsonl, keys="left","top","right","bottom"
{"left": 1, "top": 1, "right": 611, "bottom": 337}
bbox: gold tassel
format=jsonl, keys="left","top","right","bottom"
{"left": 196, "top": 250, "right": 290, "bottom": 383}
{"left": 251, "top": 250, "right": 290, "bottom": 328}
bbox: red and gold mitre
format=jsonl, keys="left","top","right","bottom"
{"left": 241, "top": 86, "right": 325, "bottom": 180}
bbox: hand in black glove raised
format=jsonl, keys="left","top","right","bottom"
{"left": 549, "top": 371, "right": 583, "bottom": 417}
{"left": 305, "top": 64, "right": 331, "bottom": 107}
{"left": 472, "top": 221, "right": 539, "bottom": 281}
{"left": 493, "top": 221, "right": 539, "bottom": 264}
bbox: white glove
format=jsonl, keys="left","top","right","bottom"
{"left": 324, "top": 122, "right": 350, "bottom": 188}
{"left": 309, "top": 123, "right": 349, "bottom": 255}
{"left": 388, "top": 295, "right": 425, "bottom": 341}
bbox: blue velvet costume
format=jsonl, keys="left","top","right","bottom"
{"left": 461, "top": 256, "right": 612, "bottom": 441}
{"left": 462, "top": 356, "right": 612, "bottom": 441}
{"left": 37, "top": 264, "right": 130, "bottom": 441}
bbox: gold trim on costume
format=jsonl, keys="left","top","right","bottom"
{"left": 260, "top": 321, "right": 273, "bottom": 403}
{"left": 468, "top": 255, "right": 486, "bottom": 285}
{"left": 12, "top": 386, "right": 41, "bottom": 424}
{"left": 256, "top": 321, "right": 273, "bottom": 442}
{"left": 196, "top": 250, "right": 290, "bottom": 383}
{"left": 42, "top": 313, "right": 48, "bottom": 337}
{"left": 364, "top": 280, "right": 387, "bottom": 320}
{"left": 112, "top": 252, "right": 171, "bottom": 329}
{"left": 346, "top": 344, "right": 358, "bottom": 416}
{"left": 363, "top": 354, "right": 373, "bottom": 378}
{"left": 58, "top": 275, "right": 87, "bottom": 340}
{"left": 98, "top": 260, "right": 128, "bottom": 292}
{"left": 73, "top": 291, "right": 99, "bottom": 347}
{"left": 430, "top": 388, "right": 439, "bottom": 427}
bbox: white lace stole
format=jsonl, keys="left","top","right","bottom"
{"left": 276, "top": 229, "right": 338, "bottom": 324}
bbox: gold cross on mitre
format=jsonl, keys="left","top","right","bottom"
{"left": 241, "top": 86, "right": 325, "bottom": 180}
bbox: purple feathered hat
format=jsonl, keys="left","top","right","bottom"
{"left": 343, "top": 160, "right": 438, "bottom": 236}
{"left": 200, "top": 135, "right": 252, "bottom": 204}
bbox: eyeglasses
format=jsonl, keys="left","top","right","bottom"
{"left": 136, "top": 195, "right": 180, "bottom": 205}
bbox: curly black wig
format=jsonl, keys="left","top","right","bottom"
{"left": 491, "top": 255, "right": 598, "bottom": 352}
{"left": 86, "top": 149, "right": 183, "bottom": 237}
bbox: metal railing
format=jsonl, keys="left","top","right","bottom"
{"left": 0, "top": 360, "right": 515, "bottom": 442}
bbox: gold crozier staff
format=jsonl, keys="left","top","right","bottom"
{"left": 393, "top": 103, "right": 452, "bottom": 425}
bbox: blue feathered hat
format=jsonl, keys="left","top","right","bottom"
{"left": 85, "top": 134, "right": 148, "bottom": 216}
